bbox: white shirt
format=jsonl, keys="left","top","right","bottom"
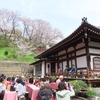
{"left": 56, "top": 86, "right": 75, "bottom": 100}
{"left": 0, "top": 83, "right": 6, "bottom": 93}
{"left": 16, "top": 83, "right": 26, "bottom": 97}
{"left": 15, "top": 77, "right": 18, "bottom": 82}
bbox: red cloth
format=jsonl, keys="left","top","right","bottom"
{"left": 26, "top": 84, "right": 40, "bottom": 100}
{"left": 3, "top": 91, "right": 17, "bottom": 100}
{"left": 35, "top": 79, "right": 39, "bottom": 83}
{"left": 50, "top": 82, "right": 58, "bottom": 90}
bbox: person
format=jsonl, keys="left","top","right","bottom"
{"left": 28, "top": 75, "right": 34, "bottom": 84}
{"left": 0, "top": 77, "right": 6, "bottom": 100}
{"left": 56, "top": 82, "right": 75, "bottom": 100}
{"left": 57, "top": 67, "right": 62, "bottom": 75}
{"left": 25, "top": 79, "right": 31, "bottom": 85}
{"left": 64, "top": 65, "right": 69, "bottom": 74}
{"left": 21, "top": 76, "right": 25, "bottom": 82}
{"left": 10, "top": 82, "right": 16, "bottom": 91}
{"left": 16, "top": 78, "right": 26, "bottom": 99}
{"left": 7, "top": 77, "right": 12, "bottom": 85}
{"left": 0, "top": 74, "right": 6, "bottom": 85}
{"left": 12, "top": 76, "right": 15, "bottom": 83}
{"left": 42, "top": 83, "right": 56, "bottom": 99}
{"left": 34, "top": 80, "right": 40, "bottom": 87}
{"left": 38, "top": 89, "right": 53, "bottom": 100}
{"left": 0, "top": 74, "right": 6, "bottom": 79}
{"left": 69, "top": 65, "right": 77, "bottom": 76}
{"left": 38, "top": 83, "right": 54, "bottom": 100}
{"left": 40, "top": 78, "right": 47, "bottom": 90}
{"left": 6, "top": 77, "right": 12, "bottom": 91}
{"left": 15, "top": 75, "right": 19, "bottom": 82}
{"left": 45, "top": 76, "right": 50, "bottom": 83}
{"left": 56, "top": 75, "right": 64, "bottom": 87}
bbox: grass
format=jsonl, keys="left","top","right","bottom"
{"left": 0, "top": 47, "right": 13, "bottom": 60}
{"left": 0, "top": 47, "right": 38, "bottom": 63}
{"left": 17, "top": 54, "right": 38, "bottom": 63}
{"left": 0, "top": 35, "right": 39, "bottom": 63}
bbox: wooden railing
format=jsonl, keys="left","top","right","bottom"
{"left": 46, "top": 70, "right": 100, "bottom": 79}
{"left": 87, "top": 70, "right": 100, "bottom": 78}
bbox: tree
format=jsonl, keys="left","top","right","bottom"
{"left": 32, "top": 19, "right": 63, "bottom": 49}
{"left": 19, "top": 17, "right": 35, "bottom": 42}
{"left": 0, "top": 9, "right": 20, "bottom": 41}
{"left": 0, "top": 9, "right": 64, "bottom": 55}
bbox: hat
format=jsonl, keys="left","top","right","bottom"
{"left": 41, "top": 76, "right": 44, "bottom": 78}
{"left": 22, "top": 76, "right": 24, "bottom": 78}
{"left": 59, "top": 75, "right": 63, "bottom": 78}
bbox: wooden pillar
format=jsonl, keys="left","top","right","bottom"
{"left": 74, "top": 45, "right": 77, "bottom": 69}
{"left": 84, "top": 27, "right": 90, "bottom": 78}
{"left": 57, "top": 53, "right": 59, "bottom": 69}
{"left": 87, "top": 70, "right": 89, "bottom": 78}
{"left": 62, "top": 61, "right": 63, "bottom": 72}
{"left": 45, "top": 60, "right": 46, "bottom": 76}
{"left": 66, "top": 49, "right": 69, "bottom": 68}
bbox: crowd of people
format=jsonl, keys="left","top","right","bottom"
{"left": 0, "top": 73, "right": 75, "bottom": 100}
{"left": 0, "top": 74, "right": 26, "bottom": 100}
{"left": 57, "top": 64, "right": 77, "bottom": 76}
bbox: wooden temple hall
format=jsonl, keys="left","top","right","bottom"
{"left": 31, "top": 17, "right": 100, "bottom": 81}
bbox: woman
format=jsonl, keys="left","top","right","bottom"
{"left": 6, "top": 77, "right": 12, "bottom": 91}
{"left": 57, "top": 67, "right": 62, "bottom": 75}
{"left": 38, "top": 83, "right": 55, "bottom": 100}
{"left": 16, "top": 78, "right": 26, "bottom": 99}
{"left": 28, "top": 75, "right": 34, "bottom": 84}
{"left": 7, "top": 77, "right": 12, "bottom": 85}
{"left": 0, "top": 77, "right": 6, "bottom": 100}
{"left": 56, "top": 82, "right": 75, "bottom": 100}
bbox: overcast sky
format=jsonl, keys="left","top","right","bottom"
{"left": 0, "top": 0, "right": 100, "bottom": 41}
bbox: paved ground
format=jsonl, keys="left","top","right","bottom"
{"left": 71, "top": 96, "right": 100, "bottom": 100}
{"left": 71, "top": 96, "right": 88, "bottom": 100}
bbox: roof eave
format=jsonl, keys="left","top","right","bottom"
{"left": 35, "top": 21, "right": 100, "bottom": 58}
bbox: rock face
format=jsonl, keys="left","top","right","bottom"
{"left": 0, "top": 61, "right": 33, "bottom": 77}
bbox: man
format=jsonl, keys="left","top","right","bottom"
{"left": 70, "top": 65, "right": 77, "bottom": 76}
{"left": 15, "top": 75, "right": 19, "bottom": 82}
{"left": 0, "top": 77, "right": 6, "bottom": 100}
{"left": 56, "top": 75, "right": 64, "bottom": 87}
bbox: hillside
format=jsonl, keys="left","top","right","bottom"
{"left": 0, "top": 36, "right": 37, "bottom": 63}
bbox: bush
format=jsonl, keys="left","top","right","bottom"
{"left": 51, "top": 76, "right": 56, "bottom": 82}
{"left": 4, "top": 51, "right": 8, "bottom": 56}
{"left": 0, "top": 36, "right": 10, "bottom": 47}
{"left": 68, "top": 80, "right": 88, "bottom": 94}
{"left": 86, "top": 87, "right": 97, "bottom": 97}
{"left": 7, "top": 53, "right": 18, "bottom": 59}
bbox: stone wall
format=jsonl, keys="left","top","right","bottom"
{"left": 0, "top": 61, "right": 34, "bottom": 77}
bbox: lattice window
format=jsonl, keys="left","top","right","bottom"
{"left": 93, "top": 57, "right": 100, "bottom": 70}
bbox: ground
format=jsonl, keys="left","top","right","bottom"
{"left": 71, "top": 96, "right": 88, "bottom": 100}
{"left": 71, "top": 96, "right": 100, "bottom": 100}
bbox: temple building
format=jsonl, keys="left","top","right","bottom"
{"left": 31, "top": 18, "right": 100, "bottom": 77}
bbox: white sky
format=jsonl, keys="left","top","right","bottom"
{"left": 0, "top": 0, "right": 100, "bottom": 41}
